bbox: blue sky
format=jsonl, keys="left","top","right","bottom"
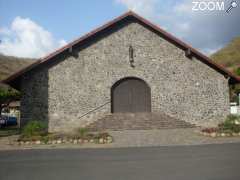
{"left": 1, "top": 0, "right": 125, "bottom": 42}
{"left": 0, "top": 0, "right": 239, "bottom": 58}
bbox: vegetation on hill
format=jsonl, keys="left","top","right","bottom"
{"left": 0, "top": 54, "right": 33, "bottom": 114}
{"left": 211, "top": 37, "right": 240, "bottom": 76}
{"left": 211, "top": 37, "right": 240, "bottom": 103}
{"left": 0, "top": 54, "right": 34, "bottom": 81}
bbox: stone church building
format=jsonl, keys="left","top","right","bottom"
{"left": 3, "top": 11, "right": 240, "bottom": 132}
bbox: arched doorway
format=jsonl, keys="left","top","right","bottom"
{"left": 111, "top": 77, "right": 151, "bottom": 113}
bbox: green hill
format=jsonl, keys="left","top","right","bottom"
{"left": 211, "top": 37, "right": 240, "bottom": 102}
{"left": 0, "top": 54, "right": 34, "bottom": 81}
{"left": 211, "top": 37, "right": 240, "bottom": 75}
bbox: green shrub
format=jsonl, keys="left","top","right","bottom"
{"left": 235, "top": 67, "right": 240, "bottom": 76}
{"left": 218, "top": 115, "right": 240, "bottom": 133}
{"left": 77, "top": 128, "right": 88, "bottom": 138}
{"left": 41, "top": 136, "right": 49, "bottom": 144}
{"left": 22, "top": 121, "right": 47, "bottom": 137}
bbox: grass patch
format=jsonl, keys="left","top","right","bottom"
{"left": 18, "top": 120, "right": 47, "bottom": 141}
{"left": 21, "top": 120, "right": 47, "bottom": 137}
{"left": 17, "top": 122, "right": 113, "bottom": 144}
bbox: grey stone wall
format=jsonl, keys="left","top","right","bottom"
{"left": 20, "top": 21, "right": 230, "bottom": 132}
{"left": 21, "top": 66, "right": 49, "bottom": 127}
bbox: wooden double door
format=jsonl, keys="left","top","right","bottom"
{"left": 112, "top": 78, "right": 151, "bottom": 113}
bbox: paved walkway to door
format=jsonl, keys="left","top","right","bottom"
{"left": 1, "top": 128, "right": 240, "bottom": 150}
{"left": 108, "top": 128, "right": 240, "bottom": 147}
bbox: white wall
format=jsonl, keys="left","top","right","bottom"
{"left": 230, "top": 102, "right": 240, "bottom": 115}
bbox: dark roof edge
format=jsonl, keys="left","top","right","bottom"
{"left": 1, "top": 11, "right": 240, "bottom": 85}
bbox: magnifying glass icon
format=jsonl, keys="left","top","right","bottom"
{"left": 226, "top": 1, "right": 238, "bottom": 13}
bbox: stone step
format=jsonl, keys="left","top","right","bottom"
{"left": 87, "top": 113, "right": 195, "bottom": 131}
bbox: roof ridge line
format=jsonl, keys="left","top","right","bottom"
{"left": 1, "top": 11, "right": 240, "bottom": 85}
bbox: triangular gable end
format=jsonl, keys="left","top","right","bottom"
{"left": 2, "top": 11, "right": 240, "bottom": 89}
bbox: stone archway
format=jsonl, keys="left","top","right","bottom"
{"left": 111, "top": 77, "right": 151, "bottom": 113}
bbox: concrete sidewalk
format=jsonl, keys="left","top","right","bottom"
{"left": 1, "top": 128, "right": 240, "bottom": 150}
{"left": 109, "top": 128, "right": 240, "bottom": 147}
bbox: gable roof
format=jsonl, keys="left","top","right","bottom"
{"left": 2, "top": 11, "right": 240, "bottom": 88}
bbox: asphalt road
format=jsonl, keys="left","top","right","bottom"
{"left": 1, "top": 143, "right": 240, "bottom": 180}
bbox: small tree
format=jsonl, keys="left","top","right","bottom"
{"left": 0, "top": 87, "right": 21, "bottom": 115}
